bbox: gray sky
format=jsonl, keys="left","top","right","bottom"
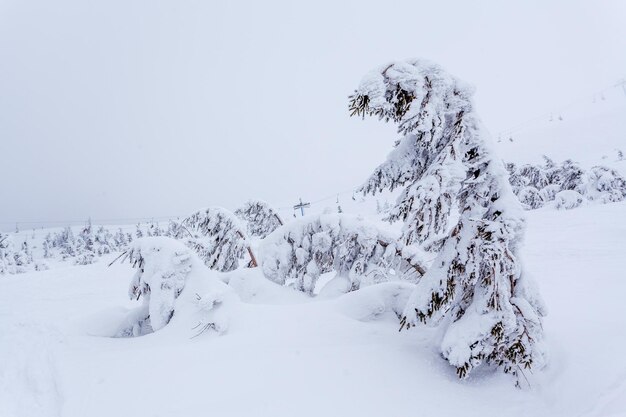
{"left": 1, "top": 0, "right": 625, "bottom": 228}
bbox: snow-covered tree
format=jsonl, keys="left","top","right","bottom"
{"left": 234, "top": 200, "right": 283, "bottom": 239}
{"left": 113, "top": 228, "right": 129, "bottom": 250}
{"left": 42, "top": 239, "right": 52, "bottom": 259}
{"left": 554, "top": 190, "right": 584, "bottom": 210}
{"left": 517, "top": 186, "right": 544, "bottom": 210}
{"left": 349, "top": 59, "right": 546, "bottom": 383}
{"left": 585, "top": 166, "right": 626, "bottom": 203}
{"left": 15, "top": 241, "right": 33, "bottom": 266}
{"left": 260, "top": 214, "right": 426, "bottom": 295}
{"left": 117, "top": 237, "right": 194, "bottom": 336}
{"left": 115, "top": 237, "right": 237, "bottom": 338}
{"left": 181, "top": 207, "right": 256, "bottom": 272}
{"left": 94, "top": 226, "right": 114, "bottom": 255}
{"left": 56, "top": 227, "right": 77, "bottom": 259}
{"left": 165, "top": 219, "right": 183, "bottom": 238}
{"left": 0, "top": 234, "right": 17, "bottom": 275}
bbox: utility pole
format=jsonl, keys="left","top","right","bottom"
{"left": 293, "top": 198, "right": 310, "bottom": 217}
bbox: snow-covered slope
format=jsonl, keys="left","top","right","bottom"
{"left": 494, "top": 86, "right": 626, "bottom": 168}
{"left": 1, "top": 200, "right": 626, "bottom": 417}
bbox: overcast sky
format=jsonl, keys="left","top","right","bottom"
{"left": 1, "top": 0, "right": 625, "bottom": 228}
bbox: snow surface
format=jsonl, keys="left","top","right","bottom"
{"left": 1, "top": 199, "right": 626, "bottom": 417}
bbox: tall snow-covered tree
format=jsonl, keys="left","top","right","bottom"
{"left": 349, "top": 59, "right": 546, "bottom": 383}
{"left": 181, "top": 207, "right": 256, "bottom": 272}
{"left": 260, "top": 214, "right": 425, "bottom": 295}
{"left": 234, "top": 200, "right": 283, "bottom": 239}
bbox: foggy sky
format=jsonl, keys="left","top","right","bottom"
{"left": 1, "top": 0, "right": 625, "bottom": 229}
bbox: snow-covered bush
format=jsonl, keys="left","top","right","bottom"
{"left": 260, "top": 214, "right": 425, "bottom": 295}
{"left": 235, "top": 200, "right": 283, "bottom": 239}
{"left": 350, "top": 59, "right": 546, "bottom": 383}
{"left": 116, "top": 237, "right": 237, "bottom": 338}
{"left": 554, "top": 190, "right": 584, "bottom": 210}
{"left": 584, "top": 166, "right": 626, "bottom": 203}
{"left": 507, "top": 158, "right": 626, "bottom": 209}
{"left": 181, "top": 207, "right": 256, "bottom": 272}
{"left": 517, "top": 186, "right": 544, "bottom": 210}
{"left": 117, "top": 237, "right": 194, "bottom": 336}
{"left": 0, "top": 234, "right": 17, "bottom": 275}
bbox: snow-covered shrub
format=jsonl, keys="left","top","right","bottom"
{"left": 235, "top": 200, "right": 283, "bottom": 239}
{"left": 74, "top": 252, "right": 96, "bottom": 266}
{"left": 13, "top": 241, "right": 33, "bottom": 272}
{"left": 181, "top": 207, "right": 256, "bottom": 272}
{"left": 585, "top": 166, "right": 626, "bottom": 203}
{"left": 350, "top": 59, "right": 546, "bottom": 383}
{"left": 517, "top": 186, "right": 544, "bottom": 210}
{"left": 55, "top": 227, "right": 78, "bottom": 259}
{"left": 539, "top": 184, "right": 561, "bottom": 203}
{"left": 117, "top": 237, "right": 194, "bottom": 336}
{"left": 116, "top": 237, "right": 238, "bottom": 338}
{"left": 507, "top": 158, "right": 626, "bottom": 209}
{"left": 260, "top": 214, "right": 425, "bottom": 295}
{"left": 554, "top": 190, "right": 584, "bottom": 210}
{"left": 94, "top": 226, "right": 114, "bottom": 255}
{"left": 0, "top": 234, "right": 17, "bottom": 275}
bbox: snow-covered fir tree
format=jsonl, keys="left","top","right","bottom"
{"left": 181, "top": 207, "right": 256, "bottom": 272}
{"left": 349, "top": 59, "right": 546, "bottom": 383}
{"left": 113, "top": 228, "right": 130, "bottom": 249}
{"left": 94, "top": 226, "right": 114, "bottom": 255}
{"left": 234, "top": 200, "right": 283, "bottom": 239}
{"left": 117, "top": 237, "right": 194, "bottom": 336}
{"left": 12, "top": 240, "right": 33, "bottom": 272}
{"left": 0, "top": 234, "right": 17, "bottom": 275}
{"left": 260, "top": 214, "right": 426, "bottom": 295}
{"left": 165, "top": 219, "right": 183, "bottom": 238}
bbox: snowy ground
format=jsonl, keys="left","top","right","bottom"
{"left": 1, "top": 199, "right": 625, "bottom": 417}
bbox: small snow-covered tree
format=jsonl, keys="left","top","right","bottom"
{"left": 181, "top": 207, "right": 256, "bottom": 272}
{"left": 0, "top": 234, "right": 17, "bottom": 275}
{"left": 7, "top": 240, "right": 33, "bottom": 273}
{"left": 165, "top": 219, "right": 183, "bottom": 238}
{"left": 554, "top": 190, "right": 584, "bottom": 210}
{"left": 585, "top": 166, "right": 626, "bottom": 203}
{"left": 113, "top": 228, "right": 129, "bottom": 250}
{"left": 117, "top": 237, "right": 194, "bottom": 336}
{"left": 234, "top": 200, "right": 283, "bottom": 239}
{"left": 56, "top": 227, "right": 77, "bottom": 259}
{"left": 349, "top": 59, "right": 546, "bottom": 383}
{"left": 517, "top": 186, "right": 544, "bottom": 210}
{"left": 260, "top": 214, "right": 426, "bottom": 295}
{"left": 94, "top": 226, "right": 114, "bottom": 255}
{"left": 115, "top": 237, "right": 237, "bottom": 338}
